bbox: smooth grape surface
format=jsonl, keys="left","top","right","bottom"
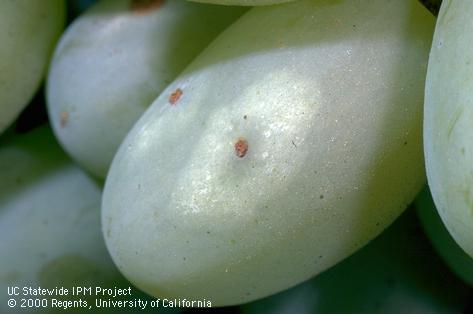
{"left": 0, "top": 127, "right": 120, "bottom": 313}
{"left": 424, "top": 0, "right": 473, "bottom": 258}
{"left": 0, "top": 0, "right": 65, "bottom": 134}
{"left": 243, "top": 210, "right": 470, "bottom": 314}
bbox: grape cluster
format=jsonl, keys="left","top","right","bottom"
{"left": 1, "top": 0, "right": 472, "bottom": 313}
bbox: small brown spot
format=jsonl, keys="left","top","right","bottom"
{"left": 243, "top": 115, "right": 248, "bottom": 120}
{"left": 169, "top": 88, "right": 183, "bottom": 105}
{"left": 130, "top": 0, "right": 164, "bottom": 14}
{"left": 60, "top": 111, "right": 69, "bottom": 128}
{"left": 234, "top": 138, "right": 248, "bottom": 158}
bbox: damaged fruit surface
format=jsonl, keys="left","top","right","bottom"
{"left": 102, "top": 0, "right": 434, "bottom": 306}
{"left": 47, "top": 0, "right": 246, "bottom": 178}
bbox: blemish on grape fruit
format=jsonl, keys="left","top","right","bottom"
{"left": 59, "top": 111, "right": 69, "bottom": 128}
{"left": 447, "top": 107, "right": 463, "bottom": 139}
{"left": 130, "top": 0, "right": 164, "bottom": 14}
{"left": 169, "top": 88, "right": 183, "bottom": 105}
{"left": 234, "top": 138, "right": 248, "bottom": 158}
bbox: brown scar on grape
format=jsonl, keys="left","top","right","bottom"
{"left": 130, "top": 0, "right": 164, "bottom": 14}
{"left": 169, "top": 88, "right": 183, "bottom": 105}
{"left": 234, "top": 138, "right": 248, "bottom": 158}
{"left": 59, "top": 111, "right": 69, "bottom": 128}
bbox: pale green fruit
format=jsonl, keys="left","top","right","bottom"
{"left": 0, "top": 127, "right": 120, "bottom": 313}
{"left": 188, "top": 0, "right": 293, "bottom": 6}
{"left": 103, "top": 0, "right": 434, "bottom": 306}
{"left": 46, "top": 0, "right": 247, "bottom": 178}
{"left": 0, "top": 0, "right": 65, "bottom": 134}
{"left": 424, "top": 0, "right": 473, "bottom": 258}
{"left": 243, "top": 210, "right": 471, "bottom": 314}
{"left": 416, "top": 186, "right": 473, "bottom": 287}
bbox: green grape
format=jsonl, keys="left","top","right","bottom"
{"left": 424, "top": 0, "right": 473, "bottom": 258}
{"left": 416, "top": 186, "right": 473, "bottom": 287}
{"left": 102, "top": 0, "right": 434, "bottom": 306}
{"left": 243, "top": 210, "right": 470, "bottom": 314}
{"left": 46, "top": 0, "right": 247, "bottom": 178}
{"left": 0, "top": 127, "right": 120, "bottom": 313}
{"left": 0, "top": 0, "right": 65, "bottom": 134}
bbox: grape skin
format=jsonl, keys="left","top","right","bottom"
{"left": 0, "top": 127, "right": 121, "bottom": 314}
{"left": 244, "top": 209, "right": 470, "bottom": 313}
{"left": 0, "top": 0, "right": 65, "bottom": 134}
{"left": 424, "top": 0, "right": 473, "bottom": 258}
{"left": 46, "top": 0, "right": 247, "bottom": 178}
{"left": 103, "top": 0, "right": 434, "bottom": 306}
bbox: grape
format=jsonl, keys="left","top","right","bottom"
{"left": 0, "top": 0, "right": 65, "bottom": 134}
{"left": 102, "top": 0, "right": 434, "bottom": 306}
{"left": 0, "top": 127, "right": 121, "bottom": 313}
{"left": 424, "top": 0, "right": 473, "bottom": 258}
{"left": 243, "top": 210, "right": 470, "bottom": 314}
{"left": 416, "top": 187, "right": 473, "bottom": 286}
{"left": 46, "top": 0, "right": 247, "bottom": 178}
